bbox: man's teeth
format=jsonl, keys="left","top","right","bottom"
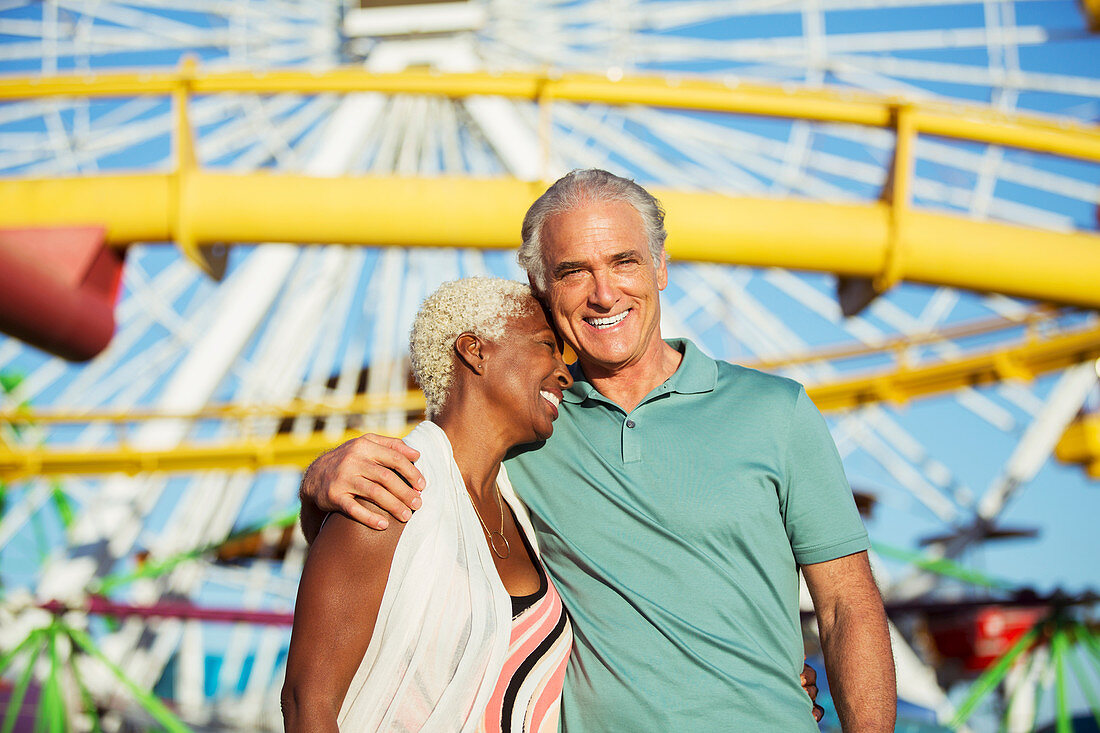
{"left": 585, "top": 310, "right": 629, "bottom": 329}
{"left": 540, "top": 390, "right": 561, "bottom": 407}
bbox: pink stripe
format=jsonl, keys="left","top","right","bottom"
{"left": 525, "top": 582, "right": 571, "bottom": 731}
{"left": 481, "top": 575, "right": 569, "bottom": 732}
{"left": 529, "top": 638, "right": 570, "bottom": 732}
{"left": 481, "top": 676, "right": 505, "bottom": 732}
{"left": 514, "top": 581, "right": 567, "bottom": 726}
{"left": 481, "top": 595, "right": 555, "bottom": 732}
{"left": 505, "top": 593, "right": 561, "bottom": 680}
{"left": 507, "top": 591, "right": 561, "bottom": 664}
{"left": 511, "top": 583, "right": 559, "bottom": 639}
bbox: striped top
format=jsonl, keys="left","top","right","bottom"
{"left": 478, "top": 533, "right": 573, "bottom": 733}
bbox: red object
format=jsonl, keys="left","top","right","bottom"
{"left": 0, "top": 678, "right": 38, "bottom": 732}
{"left": 0, "top": 227, "right": 123, "bottom": 361}
{"left": 39, "top": 595, "right": 294, "bottom": 626}
{"left": 926, "top": 605, "right": 1045, "bottom": 675}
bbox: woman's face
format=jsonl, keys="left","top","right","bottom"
{"left": 482, "top": 302, "right": 573, "bottom": 444}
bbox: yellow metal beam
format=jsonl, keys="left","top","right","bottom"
{"left": 1056, "top": 412, "right": 1100, "bottom": 479}
{"left": 0, "top": 310, "right": 1056, "bottom": 425}
{"left": 4, "top": 323, "right": 1099, "bottom": 478}
{"left": 5, "top": 65, "right": 1100, "bottom": 307}
{"left": 749, "top": 308, "right": 1056, "bottom": 370}
{"left": 808, "top": 323, "right": 1100, "bottom": 411}
{"left": 5, "top": 173, "right": 1100, "bottom": 309}
{"left": 3, "top": 68, "right": 1099, "bottom": 162}
{"left": 1083, "top": 0, "right": 1100, "bottom": 33}
{"left": 0, "top": 391, "right": 426, "bottom": 425}
{"left": 0, "top": 429, "right": 395, "bottom": 480}
{"left": 2, "top": 174, "right": 174, "bottom": 244}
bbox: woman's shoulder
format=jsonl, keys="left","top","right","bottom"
{"left": 311, "top": 429, "right": 451, "bottom": 563}
{"left": 313, "top": 423, "right": 459, "bottom": 558}
{"left": 312, "top": 506, "right": 406, "bottom": 567}
{"left": 404, "top": 421, "right": 452, "bottom": 470}
{"left": 404, "top": 421, "right": 463, "bottom": 496}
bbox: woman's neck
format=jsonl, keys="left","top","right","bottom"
{"left": 433, "top": 401, "right": 511, "bottom": 502}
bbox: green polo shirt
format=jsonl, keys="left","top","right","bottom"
{"left": 503, "top": 338, "right": 869, "bottom": 731}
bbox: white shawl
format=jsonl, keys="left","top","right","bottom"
{"left": 336, "top": 421, "right": 539, "bottom": 732}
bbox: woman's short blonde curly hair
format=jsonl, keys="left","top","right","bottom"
{"left": 410, "top": 277, "right": 536, "bottom": 417}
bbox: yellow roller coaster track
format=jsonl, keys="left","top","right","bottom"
{"left": 1057, "top": 413, "right": 1100, "bottom": 479}
{"left": 3, "top": 66, "right": 1099, "bottom": 162}
{"left": 0, "top": 308, "right": 1064, "bottom": 424}
{"left": 0, "top": 429, "right": 373, "bottom": 478}
{"left": 2, "top": 65, "right": 1100, "bottom": 306}
{"left": 1084, "top": 0, "right": 1100, "bottom": 32}
{"left": 0, "top": 392, "right": 427, "bottom": 425}
{"left": 3, "top": 318, "right": 1098, "bottom": 478}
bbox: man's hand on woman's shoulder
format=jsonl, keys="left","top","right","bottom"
{"left": 299, "top": 433, "right": 426, "bottom": 543}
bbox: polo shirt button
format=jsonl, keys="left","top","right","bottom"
{"left": 625, "top": 419, "right": 636, "bottom": 428}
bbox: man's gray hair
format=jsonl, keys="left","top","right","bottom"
{"left": 409, "top": 277, "right": 536, "bottom": 418}
{"left": 518, "top": 168, "right": 668, "bottom": 292}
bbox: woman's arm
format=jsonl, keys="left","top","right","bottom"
{"left": 281, "top": 512, "right": 405, "bottom": 732}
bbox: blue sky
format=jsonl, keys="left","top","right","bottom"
{"left": 3, "top": 0, "right": 1099, "bottom": 613}
{"left": 2, "top": 1, "right": 1100, "bottom": 725}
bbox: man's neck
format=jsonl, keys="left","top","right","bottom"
{"left": 579, "top": 338, "right": 683, "bottom": 413}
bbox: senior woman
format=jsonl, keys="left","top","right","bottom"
{"left": 281, "top": 277, "right": 574, "bottom": 732}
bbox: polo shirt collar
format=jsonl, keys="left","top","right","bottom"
{"left": 561, "top": 338, "right": 718, "bottom": 404}
{"left": 663, "top": 338, "right": 718, "bottom": 395}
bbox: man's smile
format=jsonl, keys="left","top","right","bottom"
{"left": 583, "top": 309, "right": 631, "bottom": 330}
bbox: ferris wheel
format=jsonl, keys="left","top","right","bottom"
{"left": 1, "top": 0, "right": 1099, "bottom": 730}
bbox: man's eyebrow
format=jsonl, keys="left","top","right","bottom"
{"left": 609, "top": 249, "right": 643, "bottom": 262}
{"left": 552, "top": 260, "right": 587, "bottom": 276}
{"left": 551, "top": 249, "right": 644, "bottom": 277}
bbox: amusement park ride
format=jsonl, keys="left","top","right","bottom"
{"left": 0, "top": 0, "right": 1099, "bottom": 730}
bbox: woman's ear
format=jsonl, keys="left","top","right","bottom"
{"left": 454, "top": 332, "right": 485, "bottom": 374}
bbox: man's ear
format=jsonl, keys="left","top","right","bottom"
{"left": 655, "top": 249, "right": 669, "bottom": 291}
{"left": 454, "top": 332, "right": 485, "bottom": 373}
{"left": 526, "top": 272, "right": 545, "bottom": 298}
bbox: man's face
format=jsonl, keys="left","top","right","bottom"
{"left": 539, "top": 199, "right": 668, "bottom": 374}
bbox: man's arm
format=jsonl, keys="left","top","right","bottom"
{"left": 802, "top": 551, "right": 896, "bottom": 732}
{"left": 298, "top": 434, "right": 426, "bottom": 543}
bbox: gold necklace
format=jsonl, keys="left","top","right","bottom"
{"left": 466, "top": 485, "right": 510, "bottom": 559}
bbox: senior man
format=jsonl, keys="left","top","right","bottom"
{"left": 299, "top": 169, "right": 896, "bottom": 731}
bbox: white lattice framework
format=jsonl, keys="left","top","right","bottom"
{"left": 1, "top": 1, "right": 1099, "bottom": 730}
